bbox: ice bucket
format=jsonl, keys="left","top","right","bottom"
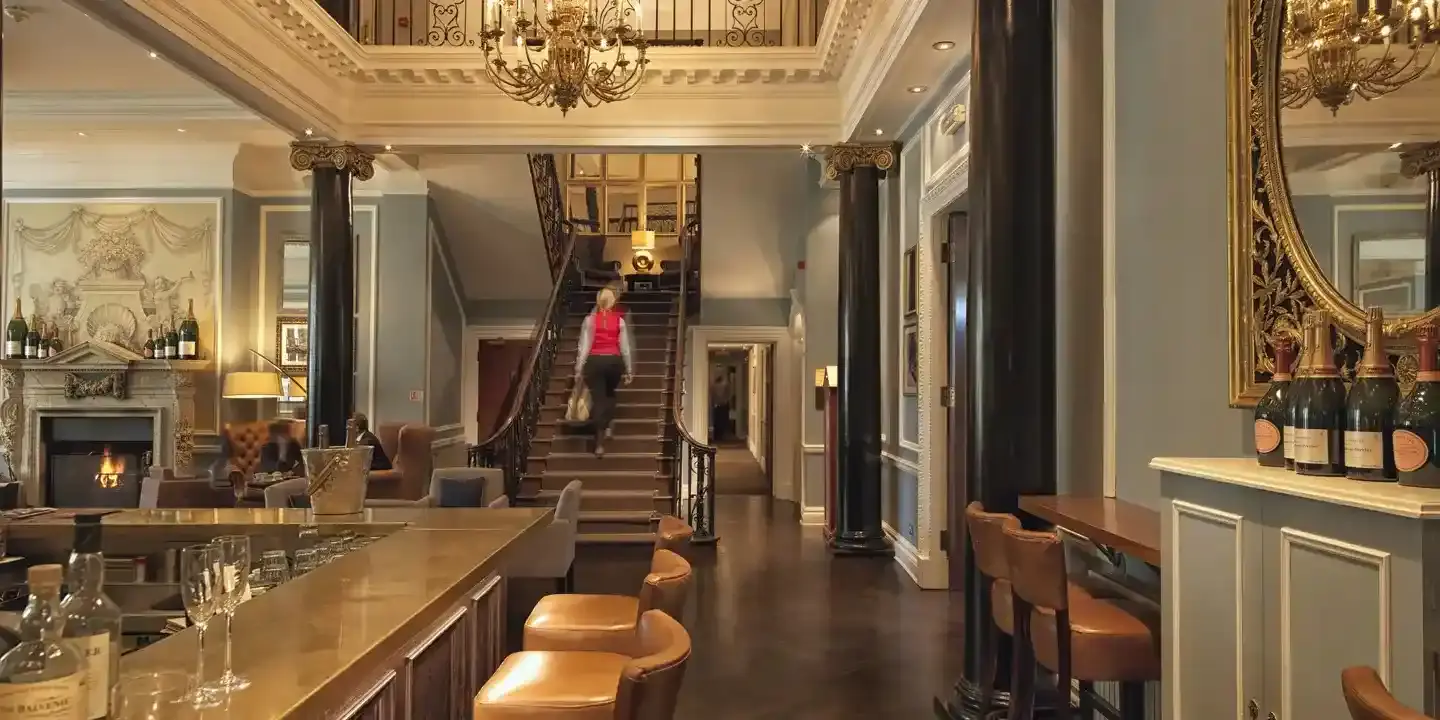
{"left": 301, "top": 446, "right": 373, "bottom": 515}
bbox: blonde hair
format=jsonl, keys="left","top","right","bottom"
{"left": 597, "top": 287, "right": 617, "bottom": 309}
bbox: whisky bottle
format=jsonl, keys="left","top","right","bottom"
{"left": 1286, "top": 320, "right": 1317, "bottom": 471}
{"left": 23, "top": 317, "right": 40, "bottom": 360}
{"left": 164, "top": 322, "right": 179, "bottom": 360}
{"left": 178, "top": 299, "right": 199, "bottom": 360}
{"left": 142, "top": 331, "right": 155, "bottom": 360}
{"left": 60, "top": 516, "right": 120, "bottom": 720}
{"left": 5, "top": 301, "right": 26, "bottom": 360}
{"left": 1293, "top": 312, "right": 1347, "bottom": 477}
{"left": 1345, "top": 308, "right": 1400, "bottom": 481}
{"left": 1396, "top": 325, "right": 1440, "bottom": 488}
{"left": 0, "top": 565, "right": 84, "bottom": 718}
{"left": 1255, "top": 335, "right": 1296, "bottom": 468}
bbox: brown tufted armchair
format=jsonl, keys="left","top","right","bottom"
{"left": 222, "top": 420, "right": 306, "bottom": 477}
{"left": 366, "top": 423, "right": 434, "bottom": 500}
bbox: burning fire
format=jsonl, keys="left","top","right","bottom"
{"left": 95, "top": 446, "right": 126, "bottom": 489}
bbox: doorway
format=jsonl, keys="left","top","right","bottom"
{"left": 944, "top": 210, "right": 970, "bottom": 591}
{"left": 707, "top": 343, "right": 774, "bottom": 496}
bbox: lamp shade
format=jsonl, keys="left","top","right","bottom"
{"left": 222, "top": 371, "right": 282, "bottom": 399}
{"left": 630, "top": 229, "right": 655, "bottom": 249}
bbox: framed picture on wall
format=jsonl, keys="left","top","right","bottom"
{"left": 902, "top": 246, "right": 917, "bottom": 318}
{"left": 902, "top": 321, "right": 919, "bottom": 396}
{"left": 275, "top": 316, "right": 309, "bottom": 372}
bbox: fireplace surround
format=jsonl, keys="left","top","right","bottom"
{"left": 0, "top": 340, "right": 207, "bottom": 506}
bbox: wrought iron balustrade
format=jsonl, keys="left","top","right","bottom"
{"left": 665, "top": 216, "right": 716, "bottom": 542}
{"left": 345, "top": 0, "right": 827, "bottom": 48}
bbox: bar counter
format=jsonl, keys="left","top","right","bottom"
{"left": 6, "top": 507, "right": 554, "bottom": 719}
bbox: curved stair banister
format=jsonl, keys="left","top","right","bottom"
{"left": 667, "top": 216, "right": 718, "bottom": 542}
{"left": 469, "top": 225, "right": 581, "bottom": 501}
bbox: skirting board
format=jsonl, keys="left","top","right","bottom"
{"left": 883, "top": 522, "right": 950, "bottom": 590}
{"left": 800, "top": 506, "right": 825, "bottom": 525}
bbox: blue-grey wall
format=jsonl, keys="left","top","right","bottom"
{"left": 428, "top": 220, "right": 465, "bottom": 427}
{"left": 376, "top": 194, "right": 431, "bottom": 424}
{"left": 1291, "top": 193, "right": 1427, "bottom": 280}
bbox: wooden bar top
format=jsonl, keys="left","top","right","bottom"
{"left": 1018, "top": 495, "right": 1162, "bottom": 566}
{"left": 13, "top": 507, "right": 553, "bottom": 718}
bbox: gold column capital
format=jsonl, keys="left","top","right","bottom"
{"left": 1399, "top": 142, "right": 1440, "bottom": 179}
{"left": 823, "top": 142, "right": 899, "bottom": 180}
{"left": 289, "top": 141, "right": 376, "bottom": 181}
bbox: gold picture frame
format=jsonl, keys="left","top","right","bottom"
{"left": 1225, "top": 0, "right": 1427, "bottom": 407}
{"left": 275, "top": 316, "right": 309, "bottom": 372}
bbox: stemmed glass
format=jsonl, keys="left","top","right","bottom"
{"left": 111, "top": 670, "right": 189, "bottom": 719}
{"left": 178, "top": 544, "right": 223, "bottom": 709}
{"left": 208, "top": 534, "right": 252, "bottom": 691}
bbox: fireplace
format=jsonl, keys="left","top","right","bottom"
{"left": 41, "top": 416, "right": 154, "bottom": 508}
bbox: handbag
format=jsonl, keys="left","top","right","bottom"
{"left": 566, "top": 381, "right": 592, "bottom": 422}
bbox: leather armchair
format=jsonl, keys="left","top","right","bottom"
{"left": 222, "top": 420, "right": 306, "bottom": 477}
{"left": 366, "top": 423, "right": 433, "bottom": 500}
{"left": 1342, "top": 666, "right": 1429, "bottom": 720}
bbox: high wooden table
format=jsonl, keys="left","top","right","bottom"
{"left": 1017, "top": 495, "right": 1162, "bottom": 566}
{"left": 6, "top": 506, "right": 553, "bottom": 719}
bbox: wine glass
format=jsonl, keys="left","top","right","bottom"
{"left": 208, "top": 535, "right": 252, "bottom": 691}
{"left": 111, "top": 670, "right": 189, "bottom": 719}
{"left": 179, "top": 544, "right": 224, "bottom": 708}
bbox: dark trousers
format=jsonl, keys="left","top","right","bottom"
{"left": 583, "top": 354, "right": 626, "bottom": 442}
{"left": 712, "top": 403, "right": 731, "bottom": 440}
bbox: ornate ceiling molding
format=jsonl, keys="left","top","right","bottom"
{"left": 838, "top": 0, "right": 927, "bottom": 140}
{"left": 2, "top": 92, "right": 258, "bottom": 120}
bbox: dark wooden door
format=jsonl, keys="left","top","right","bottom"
{"left": 474, "top": 339, "right": 532, "bottom": 441}
{"left": 946, "top": 211, "right": 971, "bottom": 591}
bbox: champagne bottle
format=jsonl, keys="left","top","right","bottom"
{"left": 45, "top": 326, "right": 61, "bottom": 357}
{"left": 1256, "top": 335, "right": 1296, "bottom": 468}
{"left": 60, "top": 516, "right": 120, "bottom": 720}
{"left": 5, "top": 301, "right": 26, "bottom": 360}
{"left": 1286, "top": 320, "right": 1317, "bottom": 471}
{"left": 1345, "top": 308, "right": 1400, "bottom": 481}
{"left": 34, "top": 327, "right": 47, "bottom": 361}
{"left": 1396, "top": 324, "right": 1440, "bottom": 488}
{"left": 178, "top": 299, "right": 199, "bottom": 360}
{"left": 142, "top": 330, "right": 155, "bottom": 360}
{"left": 155, "top": 324, "right": 169, "bottom": 359}
{"left": 0, "top": 565, "right": 84, "bottom": 717}
{"left": 1293, "top": 312, "right": 1347, "bottom": 476}
{"left": 23, "top": 317, "right": 40, "bottom": 360}
{"left": 164, "top": 321, "right": 179, "bottom": 360}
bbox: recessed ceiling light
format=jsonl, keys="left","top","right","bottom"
{"left": 383, "top": 144, "right": 393, "bottom": 151}
{"left": 932, "top": 41, "right": 956, "bottom": 51}
{"left": 1389, "top": 142, "right": 1403, "bottom": 150}
{"left": 873, "top": 128, "right": 885, "bottom": 136}
{"left": 907, "top": 85, "right": 928, "bottom": 94}
{"left": 176, "top": 128, "right": 187, "bottom": 133}
{"left": 76, "top": 132, "right": 87, "bottom": 137}
{"left": 148, "top": 51, "right": 158, "bottom": 59}
{"left": 303, "top": 128, "right": 314, "bottom": 137}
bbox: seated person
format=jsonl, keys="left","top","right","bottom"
{"left": 353, "top": 413, "right": 393, "bottom": 470}
{"left": 256, "top": 421, "right": 304, "bottom": 475}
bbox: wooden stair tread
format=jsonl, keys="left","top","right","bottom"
{"left": 525, "top": 469, "right": 670, "bottom": 478}
{"left": 532, "top": 488, "right": 661, "bottom": 498}
{"left": 578, "top": 532, "right": 660, "bottom": 545}
{"left": 533, "top": 434, "right": 664, "bottom": 442}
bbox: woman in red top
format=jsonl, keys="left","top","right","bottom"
{"left": 575, "top": 287, "right": 633, "bottom": 457}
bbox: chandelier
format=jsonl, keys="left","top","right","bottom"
{"left": 1280, "top": 0, "right": 1438, "bottom": 115}
{"left": 478, "top": 0, "right": 650, "bottom": 115}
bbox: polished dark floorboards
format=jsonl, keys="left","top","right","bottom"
{"left": 572, "top": 495, "right": 965, "bottom": 720}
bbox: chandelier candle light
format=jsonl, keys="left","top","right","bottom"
{"left": 1281, "top": 0, "right": 1437, "bottom": 114}
{"left": 479, "top": 0, "right": 650, "bottom": 114}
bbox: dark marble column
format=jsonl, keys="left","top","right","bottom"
{"left": 823, "top": 143, "right": 897, "bottom": 556}
{"left": 289, "top": 142, "right": 374, "bottom": 449}
{"left": 936, "top": 0, "right": 1057, "bottom": 717}
{"left": 1401, "top": 144, "right": 1440, "bottom": 309}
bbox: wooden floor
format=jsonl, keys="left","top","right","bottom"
{"left": 570, "top": 495, "right": 966, "bottom": 720}
{"left": 712, "top": 444, "right": 771, "bottom": 496}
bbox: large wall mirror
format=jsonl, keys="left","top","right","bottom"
{"left": 1228, "top": 0, "right": 1440, "bottom": 406}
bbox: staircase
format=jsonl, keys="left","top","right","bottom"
{"left": 524, "top": 289, "right": 681, "bottom": 544}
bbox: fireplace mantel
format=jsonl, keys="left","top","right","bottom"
{"left": 0, "top": 340, "right": 213, "bottom": 504}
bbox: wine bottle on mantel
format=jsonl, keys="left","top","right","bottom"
{"left": 1255, "top": 335, "right": 1297, "bottom": 468}
{"left": 178, "top": 299, "right": 199, "bottom": 360}
{"left": 164, "top": 321, "right": 180, "bottom": 360}
{"left": 1395, "top": 324, "right": 1440, "bottom": 488}
{"left": 1286, "top": 319, "right": 1318, "bottom": 471}
{"left": 142, "top": 330, "right": 156, "bottom": 360}
{"left": 1293, "top": 312, "right": 1347, "bottom": 476}
{"left": 47, "top": 325, "right": 62, "bottom": 356}
{"left": 5, "top": 300, "right": 26, "bottom": 359}
{"left": 1345, "top": 308, "right": 1400, "bottom": 481}
{"left": 24, "top": 315, "right": 41, "bottom": 360}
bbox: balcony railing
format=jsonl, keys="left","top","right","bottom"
{"left": 347, "top": 0, "right": 828, "bottom": 48}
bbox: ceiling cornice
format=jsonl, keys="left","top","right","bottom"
{"left": 2, "top": 91, "right": 257, "bottom": 120}
{"left": 839, "top": 0, "right": 928, "bottom": 141}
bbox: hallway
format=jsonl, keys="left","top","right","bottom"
{"left": 712, "top": 443, "right": 770, "bottom": 496}
{"left": 574, "top": 496, "right": 964, "bottom": 720}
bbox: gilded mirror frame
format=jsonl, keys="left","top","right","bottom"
{"left": 1227, "top": 0, "right": 1425, "bottom": 407}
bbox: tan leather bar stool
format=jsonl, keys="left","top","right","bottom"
{"left": 525, "top": 549, "right": 692, "bottom": 655}
{"left": 1342, "top": 666, "right": 1433, "bottom": 720}
{"left": 1001, "top": 524, "right": 1159, "bottom": 720}
{"left": 655, "top": 515, "right": 693, "bottom": 554}
{"left": 965, "top": 502, "right": 1021, "bottom": 713}
{"left": 475, "top": 610, "right": 691, "bottom": 720}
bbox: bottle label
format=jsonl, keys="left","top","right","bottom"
{"left": 64, "top": 633, "right": 108, "bottom": 720}
{"left": 1393, "top": 429, "right": 1430, "bottom": 473}
{"left": 1283, "top": 424, "right": 1295, "bottom": 460}
{"left": 0, "top": 673, "right": 83, "bottom": 719}
{"left": 1291, "top": 428, "right": 1332, "bottom": 465}
{"left": 178, "top": 341, "right": 197, "bottom": 357}
{"left": 4, "top": 342, "right": 19, "bottom": 357}
{"left": 1344, "top": 431, "right": 1385, "bottom": 470}
{"left": 1254, "top": 420, "right": 1282, "bottom": 454}
{"left": 23, "top": 346, "right": 36, "bottom": 359}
